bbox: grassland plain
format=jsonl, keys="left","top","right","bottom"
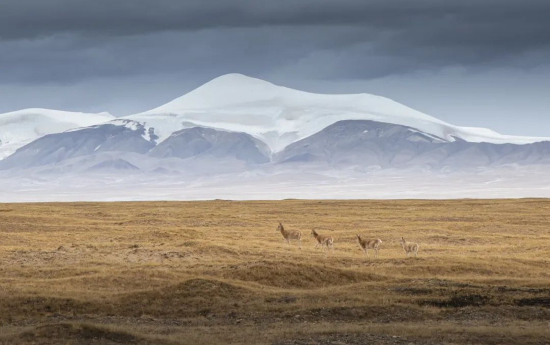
{"left": 0, "top": 199, "right": 549, "bottom": 344}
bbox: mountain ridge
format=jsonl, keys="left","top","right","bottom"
{"left": 2, "top": 74, "right": 550, "bottom": 201}
{"left": 2, "top": 74, "right": 550, "bottom": 162}
{"left": 0, "top": 108, "right": 114, "bottom": 159}
{"left": 3, "top": 119, "right": 550, "bottom": 176}
{"left": 126, "top": 74, "right": 550, "bottom": 152}
{"left": 1, "top": 74, "right": 550, "bottom": 169}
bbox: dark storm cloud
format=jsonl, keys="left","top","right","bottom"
{"left": 0, "top": 0, "right": 548, "bottom": 38}
{"left": 2, "top": 0, "right": 550, "bottom": 50}
{"left": 1, "top": 0, "right": 549, "bottom": 83}
{"left": 1, "top": 0, "right": 550, "bottom": 133}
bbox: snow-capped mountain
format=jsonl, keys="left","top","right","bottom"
{"left": 2, "top": 74, "right": 550, "bottom": 201}
{"left": 0, "top": 108, "right": 114, "bottom": 159}
{"left": 128, "top": 73, "right": 550, "bottom": 152}
{"left": 2, "top": 73, "right": 550, "bottom": 176}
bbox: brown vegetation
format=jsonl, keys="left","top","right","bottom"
{"left": 0, "top": 199, "right": 549, "bottom": 344}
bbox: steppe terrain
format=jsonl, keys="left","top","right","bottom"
{"left": 0, "top": 200, "right": 549, "bottom": 344}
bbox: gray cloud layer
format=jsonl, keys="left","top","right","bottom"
{"left": 2, "top": 0, "right": 549, "bottom": 81}
{"left": 0, "top": 1, "right": 549, "bottom": 135}
{"left": 2, "top": 1, "right": 549, "bottom": 39}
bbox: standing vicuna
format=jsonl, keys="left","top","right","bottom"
{"left": 276, "top": 223, "right": 302, "bottom": 249}
{"left": 311, "top": 229, "right": 334, "bottom": 254}
{"left": 356, "top": 235, "right": 382, "bottom": 258}
{"left": 399, "top": 237, "right": 419, "bottom": 257}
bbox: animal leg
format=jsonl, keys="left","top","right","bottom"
{"left": 299, "top": 238, "right": 302, "bottom": 250}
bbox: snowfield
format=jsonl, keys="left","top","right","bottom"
{"left": 0, "top": 108, "right": 114, "bottom": 159}
{"left": 129, "top": 73, "right": 550, "bottom": 151}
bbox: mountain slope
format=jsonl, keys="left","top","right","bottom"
{"left": 0, "top": 123, "right": 271, "bottom": 171}
{"left": 2, "top": 74, "right": 550, "bottom": 176}
{"left": 149, "top": 127, "right": 270, "bottom": 164}
{"left": 128, "top": 73, "right": 550, "bottom": 152}
{"left": 0, "top": 108, "right": 114, "bottom": 159}
{"left": 276, "top": 120, "right": 550, "bottom": 169}
{"left": 0, "top": 120, "right": 155, "bottom": 169}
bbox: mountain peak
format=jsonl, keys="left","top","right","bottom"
{"left": 146, "top": 73, "right": 281, "bottom": 112}
{"left": 205, "top": 73, "right": 274, "bottom": 87}
{"left": 133, "top": 74, "right": 550, "bottom": 152}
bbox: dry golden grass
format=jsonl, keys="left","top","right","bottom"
{"left": 0, "top": 199, "right": 549, "bottom": 344}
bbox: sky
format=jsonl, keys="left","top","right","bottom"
{"left": 1, "top": 0, "right": 549, "bottom": 136}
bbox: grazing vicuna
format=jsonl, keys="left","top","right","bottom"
{"left": 276, "top": 223, "right": 302, "bottom": 249}
{"left": 356, "top": 234, "right": 382, "bottom": 258}
{"left": 311, "top": 229, "right": 334, "bottom": 253}
{"left": 399, "top": 237, "right": 419, "bottom": 257}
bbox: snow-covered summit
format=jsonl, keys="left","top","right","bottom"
{"left": 145, "top": 73, "right": 286, "bottom": 111}
{"left": 3, "top": 75, "right": 547, "bottom": 160}
{"left": 129, "top": 74, "right": 550, "bottom": 151}
{"left": 0, "top": 108, "right": 114, "bottom": 159}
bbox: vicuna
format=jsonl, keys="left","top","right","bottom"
{"left": 399, "top": 237, "right": 419, "bottom": 257}
{"left": 311, "top": 229, "right": 334, "bottom": 253}
{"left": 356, "top": 234, "right": 382, "bottom": 258}
{"left": 276, "top": 223, "right": 302, "bottom": 249}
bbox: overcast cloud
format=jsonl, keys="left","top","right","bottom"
{"left": 0, "top": 0, "right": 549, "bottom": 135}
